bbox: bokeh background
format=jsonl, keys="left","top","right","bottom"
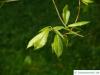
{"left": 0, "top": 0, "right": 100, "bottom": 75}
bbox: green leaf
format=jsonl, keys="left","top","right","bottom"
{"left": 62, "top": 5, "right": 70, "bottom": 25}
{"left": 62, "top": 5, "right": 70, "bottom": 24}
{"left": 3, "top": 0, "right": 18, "bottom": 2}
{"left": 24, "top": 56, "right": 32, "bottom": 65}
{"left": 52, "top": 34, "right": 63, "bottom": 57}
{"left": 81, "top": 0, "right": 93, "bottom": 5}
{"left": 53, "top": 26, "right": 64, "bottom": 39}
{"left": 68, "top": 21, "right": 89, "bottom": 27}
{"left": 53, "top": 26, "right": 64, "bottom": 31}
{"left": 67, "top": 31, "right": 84, "bottom": 37}
{"left": 27, "top": 27, "right": 50, "bottom": 49}
{"left": 39, "top": 26, "right": 52, "bottom": 32}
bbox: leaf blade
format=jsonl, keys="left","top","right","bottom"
{"left": 53, "top": 26, "right": 64, "bottom": 31}
{"left": 68, "top": 21, "right": 90, "bottom": 27}
{"left": 52, "top": 34, "right": 63, "bottom": 57}
{"left": 27, "top": 27, "right": 50, "bottom": 49}
{"left": 62, "top": 5, "right": 70, "bottom": 25}
{"left": 5, "top": 0, "right": 18, "bottom": 2}
{"left": 81, "top": 0, "right": 93, "bottom": 5}
{"left": 67, "top": 31, "right": 84, "bottom": 37}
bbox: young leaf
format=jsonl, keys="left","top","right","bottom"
{"left": 53, "top": 26, "right": 64, "bottom": 31}
{"left": 39, "top": 26, "right": 52, "bottom": 32}
{"left": 27, "top": 27, "right": 50, "bottom": 49}
{"left": 24, "top": 56, "right": 32, "bottom": 65}
{"left": 62, "top": 5, "right": 70, "bottom": 25}
{"left": 53, "top": 26, "right": 64, "bottom": 39}
{"left": 67, "top": 31, "right": 84, "bottom": 37}
{"left": 81, "top": 0, "right": 93, "bottom": 5}
{"left": 51, "top": 34, "right": 63, "bottom": 57}
{"left": 54, "top": 30, "right": 64, "bottom": 39}
{"left": 68, "top": 21, "right": 89, "bottom": 27}
{"left": 3, "top": 0, "right": 18, "bottom": 2}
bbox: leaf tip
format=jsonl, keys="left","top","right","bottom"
{"left": 27, "top": 43, "right": 31, "bottom": 49}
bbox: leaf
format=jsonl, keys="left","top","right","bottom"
{"left": 51, "top": 34, "right": 63, "bottom": 57}
{"left": 53, "top": 26, "right": 64, "bottom": 39}
{"left": 67, "top": 31, "right": 84, "bottom": 37}
{"left": 4, "top": 0, "right": 18, "bottom": 2}
{"left": 54, "top": 30, "right": 64, "bottom": 39}
{"left": 39, "top": 26, "right": 51, "bottom": 32}
{"left": 68, "top": 21, "right": 89, "bottom": 27}
{"left": 62, "top": 5, "right": 70, "bottom": 25}
{"left": 27, "top": 27, "right": 50, "bottom": 49}
{"left": 81, "top": 0, "right": 93, "bottom": 5}
{"left": 53, "top": 26, "right": 64, "bottom": 31}
{"left": 24, "top": 56, "right": 32, "bottom": 65}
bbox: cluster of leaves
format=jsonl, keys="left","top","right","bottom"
{"left": 0, "top": 0, "right": 93, "bottom": 57}
{"left": 27, "top": 4, "right": 89, "bottom": 57}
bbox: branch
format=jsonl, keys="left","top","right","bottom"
{"left": 75, "top": 0, "right": 81, "bottom": 23}
{"left": 52, "top": 0, "right": 66, "bottom": 27}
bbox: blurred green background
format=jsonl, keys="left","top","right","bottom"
{"left": 0, "top": 0, "right": 100, "bottom": 75}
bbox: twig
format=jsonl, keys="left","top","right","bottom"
{"left": 52, "top": 0, "right": 66, "bottom": 27}
{"left": 75, "top": 0, "right": 81, "bottom": 23}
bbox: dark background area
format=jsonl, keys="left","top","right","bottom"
{"left": 0, "top": 0, "right": 100, "bottom": 75}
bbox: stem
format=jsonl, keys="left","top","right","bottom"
{"left": 52, "top": 0, "right": 66, "bottom": 27}
{"left": 75, "top": 0, "right": 81, "bottom": 22}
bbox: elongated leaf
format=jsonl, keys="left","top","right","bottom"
{"left": 81, "top": 0, "right": 93, "bottom": 5}
{"left": 67, "top": 31, "right": 84, "bottom": 37}
{"left": 62, "top": 5, "right": 70, "bottom": 25}
{"left": 53, "top": 26, "right": 64, "bottom": 39}
{"left": 54, "top": 30, "right": 64, "bottom": 39}
{"left": 53, "top": 26, "right": 64, "bottom": 31}
{"left": 68, "top": 21, "right": 89, "bottom": 27}
{"left": 39, "top": 26, "right": 51, "bottom": 32}
{"left": 1, "top": 0, "right": 18, "bottom": 2}
{"left": 52, "top": 34, "right": 63, "bottom": 57}
{"left": 27, "top": 27, "right": 50, "bottom": 49}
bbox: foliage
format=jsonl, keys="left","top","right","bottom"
{"left": 27, "top": 0, "right": 91, "bottom": 57}
{"left": 0, "top": 0, "right": 100, "bottom": 75}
